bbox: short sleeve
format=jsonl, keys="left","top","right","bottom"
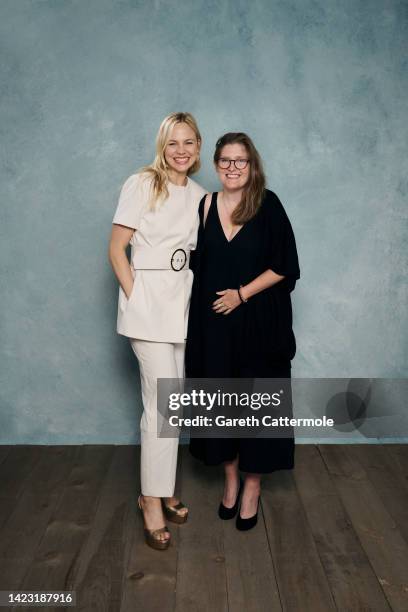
{"left": 264, "top": 191, "right": 300, "bottom": 289}
{"left": 112, "top": 173, "right": 147, "bottom": 229}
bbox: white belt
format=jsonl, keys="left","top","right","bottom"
{"left": 131, "top": 246, "right": 191, "bottom": 271}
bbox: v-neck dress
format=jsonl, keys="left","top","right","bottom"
{"left": 186, "top": 190, "right": 300, "bottom": 473}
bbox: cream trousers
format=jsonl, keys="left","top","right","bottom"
{"left": 130, "top": 338, "right": 184, "bottom": 497}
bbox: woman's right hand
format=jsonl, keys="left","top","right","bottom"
{"left": 108, "top": 224, "right": 135, "bottom": 297}
{"left": 126, "top": 281, "right": 135, "bottom": 301}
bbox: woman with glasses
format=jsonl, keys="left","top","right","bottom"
{"left": 186, "top": 132, "right": 300, "bottom": 530}
{"left": 109, "top": 112, "right": 206, "bottom": 550}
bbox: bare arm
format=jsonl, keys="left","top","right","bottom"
{"left": 240, "top": 269, "right": 284, "bottom": 301}
{"left": 203, "top": 193, "right": 212, "bottom": 226}
{"left": 213, "top": 269, "right": 285, "bottom": 315}
{"left": 108, "top": 224, "right": 135, "bottom": 299}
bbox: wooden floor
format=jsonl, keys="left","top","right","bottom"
{"left": 0, "top": 444, "right": 407, "bottom": 611}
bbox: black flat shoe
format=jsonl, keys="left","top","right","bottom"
{"left": 236, "top": 497, "right": 260, "bottom": 531}
{"left": 218, "top": 478, "right": 243, "bottom": 520}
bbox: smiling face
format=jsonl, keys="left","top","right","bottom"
{"left": 164, "top": 122, "right": 200, "bottom": 179}
{"left": 216, "top": 143, "right": 251, "bottom": 192}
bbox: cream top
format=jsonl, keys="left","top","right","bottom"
{"left": 112, "top": 171, "right": 207, "bottom": 342}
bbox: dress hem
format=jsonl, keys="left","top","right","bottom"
{"left": 189, "top": 445, "right": 295, "bottom": 474}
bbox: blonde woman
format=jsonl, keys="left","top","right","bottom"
{"left": 109, "top": 112, "right": 206, "bottom": 550}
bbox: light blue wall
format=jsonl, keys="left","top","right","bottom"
{"left": 1, "top": 1, "right": 407, "bottom": 443}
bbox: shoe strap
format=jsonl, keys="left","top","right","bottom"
{"left": 166, "top": 502, "right": 186, "bottom": 511}
{"left": 145, "top": 526, "right": 170, "bottom": 537}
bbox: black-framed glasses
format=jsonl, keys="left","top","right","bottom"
{"left": 217, "top": 158, "right": 250, "bottom": 170}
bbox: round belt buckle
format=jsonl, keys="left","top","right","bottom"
{"left": 171, "top": 248, "right": 187, "bottom": 271}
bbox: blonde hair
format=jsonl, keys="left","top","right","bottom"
{"left": 140, "top": 112, "right": 201, "bottom": 208}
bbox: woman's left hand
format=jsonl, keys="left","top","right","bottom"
{"left": 213, "top": 289, "right": 241, "bottom": 315}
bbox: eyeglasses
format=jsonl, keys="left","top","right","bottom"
{"left": 217, "top": 158, "right": 250, "bottom": 170}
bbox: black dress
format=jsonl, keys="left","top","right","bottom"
{"left": 186, "top": 190, "right": 300, "bottom": 473}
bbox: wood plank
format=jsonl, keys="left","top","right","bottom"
{"left": 385, "top": 445, "right": 408, "bottom": 485}
{"left": 0, "top": 446, "right": 12, "bottom": 467}
{"left": 223, "top": 502, "right": 282, "bottom": 612}
{"left": 349, "top": 445, "right": 408, "bottom": 545}
{"left": 262, "top": 461, "right": 337, "bottom": 612}
{"left": 175, "top": 447, "right": 228, "bottom": 612}
{"left": 120, "top": 445, "right": 179, "bottom": 612}
{"left": 19, "top": 446, "right": 115, "bottom": 597}
{"left": 0, "top": 446, "right": 77, "bottom": 590}
{"left": 60, "top": 446, "right": 136, "bottom": 611}
{"left": 0, "top": 446, "right": 44, "bottom": 530}
{"left": 294, "top": 445, "right": 391, "bottom": 611}
{"left": 319, "top": 444, "right": 408, "bottom": 612}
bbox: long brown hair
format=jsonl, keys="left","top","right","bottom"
{"left": 214, "top": 132, "right": 266, "bottom": 224}
{"left": 141, "top": 112, "right": 202, "bottom": 209}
